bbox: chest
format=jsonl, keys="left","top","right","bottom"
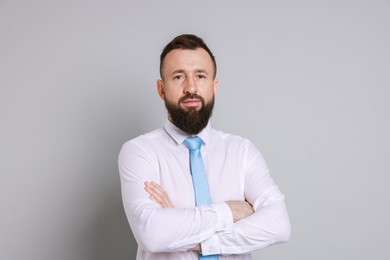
{"left": 154, "top": 146, "right": 245, "bottom": 208}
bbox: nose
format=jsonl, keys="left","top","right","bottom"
{"left": 183, "top": 76, "right": 197, "bottom": 95}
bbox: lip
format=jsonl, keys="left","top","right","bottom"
{"left": 181, "top": 99, "right": 201, "bottom": 107}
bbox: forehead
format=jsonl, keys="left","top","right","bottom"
{"left": 162, "top": 48, "right": 214, "bottom": 75}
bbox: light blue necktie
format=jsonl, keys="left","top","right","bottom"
{"left": 184, "top": 136, "right": 219, "bottom": 259}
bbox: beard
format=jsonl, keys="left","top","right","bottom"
{"left": 164, "top": 93, "right": 215, "bottom": 135}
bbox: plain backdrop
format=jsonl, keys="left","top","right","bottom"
{"left": 1, "top": 0, "right": 389, "bottom": 259}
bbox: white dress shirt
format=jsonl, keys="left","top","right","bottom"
{"left": 118, "top": 120, "right": 290, "bottom": 260}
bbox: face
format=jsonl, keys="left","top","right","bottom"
{"left": 158, "top": 48, "right": 218, "bottom": 110}
{"left": 157, "top": 48, "right": 219, "bottom": 134}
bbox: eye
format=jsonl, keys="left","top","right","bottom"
{"left": 198, "top": 74, "right": 206, "bottom": 79}
{"left": 173, "top": 75, "right": 183, "bottom": 80}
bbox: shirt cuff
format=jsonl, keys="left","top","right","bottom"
{"left": 210, "top": 202, "right": 233, "bottom": 231}
{"left": 201, "top": 202, "right": 233, "bottom": 255}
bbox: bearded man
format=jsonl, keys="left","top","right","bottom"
{"left": 118, "top": 34, "right": 290, "bottom": 260}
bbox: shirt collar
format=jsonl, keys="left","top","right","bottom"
{"left": 164, "top": 120, "right": 212, "bottom": 145}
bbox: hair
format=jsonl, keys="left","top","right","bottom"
{"left": 160, "top": 34, "right": 217, "bottom": 79}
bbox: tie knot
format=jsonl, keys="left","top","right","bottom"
{"left": 184, "top": 136, "right": 203, "bottom": 150}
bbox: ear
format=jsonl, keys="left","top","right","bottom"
{"left": 213, "top": 79, "right": 219, "bottom": 95}
{"left": 157, "top": 79, "right": 165, "bottom": 100}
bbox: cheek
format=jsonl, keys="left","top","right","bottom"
{"left": 163, "top": 90, "right": 181, "bottom": 103}
{"left": 201, "top": 85, "right": 215, "bottom": 99}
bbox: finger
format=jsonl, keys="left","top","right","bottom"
{"left": 145, "top": 185, "right": 164, "bottom": 200}
{"left": 145, "top": 181, "right": 160, "bottom": 192}
{"left": 165, "top": 200, "right": 174, "bottom": 208}
{"left": 150, "top": 194, "right": 171, "bottom": 208}
{"left": 145, "top": 182, "right": 173, "bottom": 208}
{"left": 146, "top": 185, "right": 168, "bottom": 205}
{"left": 147, "top": 182, "right": 169, "bottom": 198}
{"left": 145, "top": 185, "right": 162, "bottom": 199}
{"left": 150, "top": 182, "right": 169, "bottom": 196}
{"left": 150, "top": 195, "right": 164, "bottom": 207}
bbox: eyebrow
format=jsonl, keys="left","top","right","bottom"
{"left": 170, "top": 69, "right": 185, "bottom": 76}
{"left": 195, "top": 69, "right": 209, "bottom": 75}
{"left": 170, "top": 69, "right": 210, "bottom": 76}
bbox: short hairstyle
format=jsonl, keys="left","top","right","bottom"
{"left": 160, "top": 34, "right": 217, "bottom": 79}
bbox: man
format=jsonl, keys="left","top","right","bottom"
{"left": 118, "top": 34, "right": 290, "bottom": 259}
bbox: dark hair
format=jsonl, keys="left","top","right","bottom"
{"left": 160, "top": 34, "right": 217, "bottom": 79}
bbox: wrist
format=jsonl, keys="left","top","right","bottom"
{"left": 191, "top": 244, "right": 201, "bottom": 252}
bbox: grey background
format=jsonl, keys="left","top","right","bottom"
{"left": 1, "top": 0, "right": 389, "bottom": 259}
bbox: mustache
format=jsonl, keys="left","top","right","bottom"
{"left": 178, "top": 93, "right": 205, "bottom": 104}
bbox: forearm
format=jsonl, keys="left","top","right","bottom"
{"left": 119, "top": 142, "right": 236, "bottom": 253}
{"left": 135, "top": 185, "right": 289, "bottom": 255}
{"left": 143, "top": 182, "right": 257, "bottom": 254}
{"left": 196, "top": 140, "right": 291, "bottom": 255}
{"left": 121, "top": 181, "right": 233, "bottom": 253}
{"left": 200, "top": 199, "right": 290, "bottom": 255}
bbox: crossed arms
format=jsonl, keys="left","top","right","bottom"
{"left": 145, "top": 181, "right": 255, "bottom": 252}
{"left": 145, "top": 181, "right": 255, "bottom": 222}
{"left": 119, "top": 139, "right": 290, "bottom": 255}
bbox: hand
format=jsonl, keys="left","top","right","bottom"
{"left": 191, "top": 243, "right": 201, "bottom": 252}
{"left": 226, "top": 200, "right": 254, "bottom": 223}
{"left": 144, "top": 181, "right": 173, "bottom": 208}
{"left": 145, "top": 181, "right": 201, "bottom": 251}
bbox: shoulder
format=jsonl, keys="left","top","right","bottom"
{"left": 210, "top": 128, "right": 268, "bottom": 169}
{"left": 120, "top": 128, "right": 166, "bottom": 155}
{"left": 210, "top": 127, "right": 265, "bottom": 156}
{"left": 207, "top": 128, "right": 263, "bottom": 159}
{"left": 209, "top": 128, "right": 253, "bottom": 148}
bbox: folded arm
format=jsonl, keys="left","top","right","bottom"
{"left": 145, "top": 181, "right": 254, "bottom": 223}
{"left": 200, "top": 142, "right": 291, "bottom": 255}
{"left": 143, "top": 141, "right": 291, "bottom": 256}
{"left": 119, "top": 141, "right": 238, "bottom": 253}
{"left": 119, "top": 139, "right": 290, "bottom": 255}
{"left": 145, "top": 181, "right": 255, "bottom": 253}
